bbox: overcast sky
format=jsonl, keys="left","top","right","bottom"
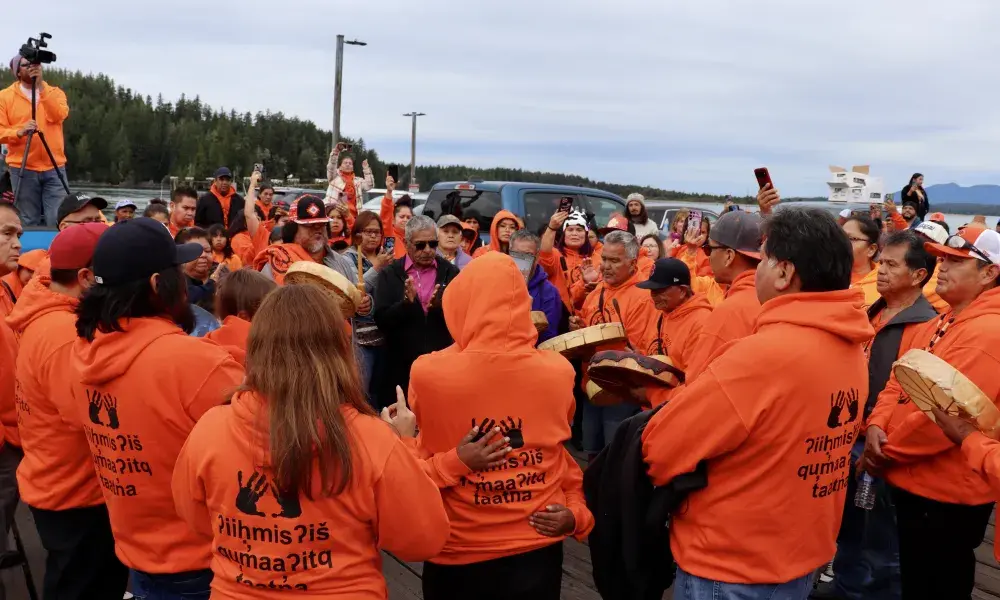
{"left": 7, "top": 0, "right": 998, "bottom": 196}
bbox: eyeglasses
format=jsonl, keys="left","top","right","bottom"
{"left": 413, "top": 240, "right": 439, "bottom": 251}
{"left": 946, "top": 235, "right": 993, "bottom": 264}
{"left": 703, "top": 242, "right": 729, "bottom": 254}
{"left": 360, "top": 229, "right": 382, "bottom": 237}
{"left": 847, "top": 236, "right": 871, "bottom": 244}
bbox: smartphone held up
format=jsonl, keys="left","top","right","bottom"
{"left": 754, "top": 167, "right": 773, "bottom": 190}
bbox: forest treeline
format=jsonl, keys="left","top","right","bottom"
{"left": 0, "top": 68, "right": 739, "bottom": 201}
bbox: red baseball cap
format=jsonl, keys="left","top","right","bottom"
{"left": 50, "top": 222, "right": 106, "bottom": 270}
{"left": 598, "top": 213, "right": 629, "bottom": 234}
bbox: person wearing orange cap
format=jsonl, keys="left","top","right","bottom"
{"left": 71, "top": 217, "right": 245, "bottom": 599}
{"left": 6, "top": 222, "right": 129, "bottom": 599}
{"left": 643, "top": 206, "right": 873, "bottom": 599}
{"left": 406, "top": 252, "right": 593, "bottom": 599}
{"left": 864, "top": 225, "right": 1000, "bottom": 598}
{"left": 927, "top": 212, "right": 947, "bottom": 226}
{"left": 0, "top": 248, "right": 46, "bottom": 311}
{"left": 472, "top": 210, "right": 523, "bottom": 259}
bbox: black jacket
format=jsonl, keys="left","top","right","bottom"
{"left": 584, "top": 406, "right": 708, "bottom": 600}
{"left": 864, "top": 294, "right": 938, "bottom": 420}
{"left": 195, "top": 189, "right": 245, "bottom": 228}
{"left": 373, "top": 256, "right": 460, "bottom": 404}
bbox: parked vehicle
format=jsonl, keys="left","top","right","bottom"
{"left": 420, "top": 180, "right": 628, "bottom": 242}
{"left": 360, "top": 189, "right": 429, "bottom": 214}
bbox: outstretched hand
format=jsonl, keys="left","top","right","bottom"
{"left": 381, "top": 386, "right": 416, "bottom": 437}
{"left": 757, "top": 183, "right": 780, "bottom": 216}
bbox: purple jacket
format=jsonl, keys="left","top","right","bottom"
{"left": 527, "top": 265, "right": 563, "bottom": 344}
{"left": 439, "top": 247, "right": 474, "bottom": 271}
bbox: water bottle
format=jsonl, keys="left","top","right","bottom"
{"left": 854, "top": 472, "right": 876, "bottom": 510}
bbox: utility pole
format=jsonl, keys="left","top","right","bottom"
{"left": 332, "top": 35, "right": 367, "bottom": 150}
{"left": 403, "top": 112, "right": 426, "bottom": 192}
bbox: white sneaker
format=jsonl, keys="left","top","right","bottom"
{"left": 123, "top": 593, "right": 134, "bottom": 599}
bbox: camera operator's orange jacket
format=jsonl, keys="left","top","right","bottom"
{"left": 0, "top": 81, "right": 69, "bottom": 172}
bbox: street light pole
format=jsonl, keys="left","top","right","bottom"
{"left": 403, "top": 112, "right": 426, "bottom": 191}
{"left": 332, "top": 35, "right": 367, "bottom": 150}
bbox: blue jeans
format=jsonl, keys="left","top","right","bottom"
{"left": 581, "top": 400, "right": 639, "bottom": 453}
{"left": 674, "top": 569, "right": 815, "bottom": 600}
{"left": 832, "top": 440, "right": 901, "bottom": 599}
{"left": 8, "top": 166, "right": 67, "bottom": 226}
{"left": 357, "top": 344, "right": 385, "bottom": 409}
{"left": 130, "top": 568, "right": 213, "bottom": 600}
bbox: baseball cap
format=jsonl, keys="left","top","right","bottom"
{"left": 290, "top": 195, "right": 330, "bottom": 225}
{"left": 114, "top": 200, "right": 137, "bottom": 211}
{"left": 925, "top": 226, "right": 1000, "bottom": 265}
{"left": 709, "top": 211, "right": 762, "bottom": 260}
{"left": 914, "top": 221, "right": 948, "bottom": 245}
{"left": 599, "top": 213, "right": 628, "bottom": 234}
{"left": 928, "top": 212, "right": 947, "bottom": 223}
{"left": 637, "top": 258, "right": 691, "bottom": 290}
{"left": 838, "top": 209, "right": 852, "bottom": 219}
{"left": 902, "top": 199, "right": 919, "bottom": 210}
{"left": 214, "top": 167, "right": 233, "bottom": 179}
{"left": 49, "top": 223, "right": 106, "bottom": 270}
{"left": 437, "top": 214, "right": 463, "bottom": 230}
{"left": 91, "top": 217, "right": 204, "bottom": 286}
{"left": 57, "top": 193, "right": 108, "bottom": 226}
{"left": 461, "top": 223, "right": 477, "bottom": 239}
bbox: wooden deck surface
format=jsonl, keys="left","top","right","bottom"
{"left": 0, "top": 463, "right": 998, "bottom": 599}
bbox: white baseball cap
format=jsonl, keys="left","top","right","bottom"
{"left": 926, "top": 226, "right": 1000, "bottom": 266}
{"left": 914, "top": 221, "right": 948, "bottom": 245}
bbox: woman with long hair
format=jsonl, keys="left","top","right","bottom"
{"left": 669, "top": 216, "right": 712, "bottom": 278}
{"left": 328, "top": 205, "right": 350, "bottom": 251}
{"left": 207, "top": 224, "right": 243, "bottom": 272}
{"left": 342, "top": 210, "right": 394, "bottom": 406}
{"left": 230, "top": 171, "right": 276, "bottom": 266}
{"left": 843, "top": 215, "right": 881, "bottom": 309}
{"left": 205, "top": 268, "right": 277, "bottom": 365}
{"left": 172, "top": 285, "right": 451, "bottom": 599}
{"left": 902, "top": 172, "right": 929, "bottom": 221}
{"left": 539, "top": 208, "right": 598, "bottom": 313}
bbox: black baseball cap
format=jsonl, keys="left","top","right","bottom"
{"left": 57, "top": 192, "right": 108, "bottom": 226}
{"left": 291, "top": 194, "right": 330, "bottom": 225}
{"left": 214, "top": 167, "right": 233, "bottom": 179}
{"left": 709, "top": 211, "right": 762, "bottom": 260}
{"left": 92, "top": 217, "right": 203, "bottom": 286}
{"left": 637, "top": 258, "right": 691, "bottom": 290}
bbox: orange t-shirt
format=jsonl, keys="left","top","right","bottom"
{"left": 71, "top": 317, "right": 244, "bottom": 573}
{"left": 5, "top": 277, "right": 103, "bottom": 509}
{"left": 408, "top": 252, "right": 594, "bottom": 565}
{"left": 683, "top": 270, "right": 761, "bottom": 383}
{"left": 643, "top": 289, "right": 873, "bottom": 584}
{"left": 867, "top": 287, "right": 1000, "bottom": 505}
{"left": 203, "top": 316, "right": 252, "bottom": 366}
{"left": 172, "top": 391, "right": 450, "bottom": 598}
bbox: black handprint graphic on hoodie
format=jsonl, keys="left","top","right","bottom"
{"left": 235, "top": 470, "right": 269, "bottom": 517}
{"left": 86, "top": 389, "right": 103, "bottom": 426}
{"left": 470, "top": 417, "right": 496, "bottom": 443}
{"left": 104, "top": 394, "right": 120, "bottom": 430}
{"left": 845, "top": 389, "right": 860, "bottom": 424}
{"left": 498, "top": 417, "right": 524, "bottom": 449}
{"left": 827, "top": 391, "right": 846, "bottom": 429}
{"left": 271, "top": 486, "right": 302, "bottom": 519}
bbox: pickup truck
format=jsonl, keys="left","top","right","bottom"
{"left": 419, "top": 180, "right": 628, "bottom": 241}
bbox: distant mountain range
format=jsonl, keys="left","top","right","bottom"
{"left": 925, "top": 183, "right": 1000, "bottom": 206}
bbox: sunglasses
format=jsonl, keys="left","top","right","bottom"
{"left": 946, "top": 235, "right": 993, "bottom": 264}
{"left": 413, "top": 240, "right": 439, "bottom": 251}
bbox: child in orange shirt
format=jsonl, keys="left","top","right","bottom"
{"left": 173, "top": 284, "right": 450, "bottom": 599}
{"left": 204, "top": 269, "right": 276, "bottom": 365}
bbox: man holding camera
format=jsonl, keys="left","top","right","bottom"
{"left": 0, "top": 54, "right": 69, "bottom": 226}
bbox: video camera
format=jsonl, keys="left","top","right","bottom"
{"left": 19, "top": 33, "right": 56, "bottom": 66}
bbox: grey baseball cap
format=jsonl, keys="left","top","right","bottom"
{"left": 437, "top": 214, "right": 463, "bottom": 230}
{"left": 709, "top": 211, "right": 762, "bottom": 259}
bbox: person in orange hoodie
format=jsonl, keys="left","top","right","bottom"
{"left": 574, "top": 229, "right": 659, "bottom": 456}
{"left": 0, "top": 204, "right": 22, "bottom": 600}
{"left": 0, "top": 56, "right": 69, "bottom": 227}
{"left": 406, "top": 252, "right": 593, "bottom": 599}
{"left": 682, "top": 209, "right": 764, "bottom": 382}
{"left": 643, "top": 206, "right": 873, "bottom": 599}
{"left": 204, "top": 269, "right": 277, "bottom": 366}
{"left": 207, "top": 224, "right": 244, "bottom": 272}
{"left": 172, "top": 284, "right": 449, "bottom": 599}
{"left": 863, "top": 226, "right": 1000, "bottom": 599}
{"left": 71, "top": 217, "right": 244, "bottom": 599}
{"left": 636, "top": 258, "right": 712, "bottom": 407}
{"left": 844, "top": 215, "right": 881, "bottom": 309}
{"left": 195, "top": 167, "right": 243, "bottom": 228}
{"left": 472, "top": 210, "right": 522, "bottom": 259}
{"left": 0, "top": 248, "right": 46, "bottom": 307}
{"left": 379, "top": 176, "right": 412, "bottom": 260}
{"left": 539, "top": 208, "right": 601, "bottom": 313}
{"left": 6, "top": 223, "right": 129, "bottom": 599}
{"left": 168, "top": 186, "right": 198, "bottom": 238}
{"left": 669, "top": 216, "right": 712, "bottom": 279}
{"left": 231, "top": 171, "right": 280, "bottom": 267}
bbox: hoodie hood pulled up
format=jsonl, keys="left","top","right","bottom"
{"left": 6, "top": 276, "right": 77, "bottom": 334}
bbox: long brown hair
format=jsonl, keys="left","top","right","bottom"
{"left": 215, "top": 268, "right": 277, "bottom": 321}
{"left": 243, "top": 285, "right": 375, "bottom": 499}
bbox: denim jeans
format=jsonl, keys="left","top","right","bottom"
{"left": 8, "top": 166, "right": 67, "bottom": 226}
{"left": 831, "top": 440, "right": 901, "bottom": 599}
{"left": 581, "top": 400, "right": 639, "bottom": 453}
{"left": 130, "top": 568, "right": 213, "bottom": 600}
{"left": 357, "top": 344, "right": 385, "bottom": 409}
{"left": 674, "top": 568, "right": 815, "bottom": 600}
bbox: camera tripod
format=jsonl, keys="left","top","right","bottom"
{"left": 11, "top": 70, "right": 70, "bottom": 208}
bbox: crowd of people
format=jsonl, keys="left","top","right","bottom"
{"left": 2, "top": 53, "right": 1000, "bottom": 600}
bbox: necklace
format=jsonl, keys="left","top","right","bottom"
{"left": 926, "top": 313, "right": 956, "bottom": 354}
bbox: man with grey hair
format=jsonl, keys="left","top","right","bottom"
{"left": 509, "top": 228, "right": 563, "bottom": 342}
{"left": 626, "top": 193, "right": 658, "bottom": 239}
{"left": 373, "top": 213, "right": 459, "bottom": 406}
{"left": 573, "top": 229, "right": 659, "bottom": 458}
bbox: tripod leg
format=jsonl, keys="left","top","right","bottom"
{"left": 10, "top": 132, "right": 34, "bottom": 207}
{"left": 35, "top": 132, "right": 69, "bottom": 194}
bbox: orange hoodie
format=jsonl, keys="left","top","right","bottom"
{"left": 670, "top": 244, "right": 712, "bottom": 278}
{"left": 959, "top": 432, "right": 1000, "bottom": 562}
{"left": 0, "top": 82, "right": 70, "bottom": 171}
{"left": 408, "top": 252, "right": 594, "bottom": 565}
{"left": 172, "top": 391, "right": 450, "bottom": 598}
{"left": 851, "top": 264, "right": 879, "bottom": 310}
{"left": 642, "top": 293, "right": 713, "bottom": 407}
{"left": 642, "top": 289, "right": 873, "bottom": 584}
{"left": 210, "top": 183, "right": 236, "bottom": 228}
{"left": 471, "top": 211, "right": 523, "bottom": 259}
{"left": 232, "top": 225, "right": 271, "bottom": 269}
{"left": 867, "top": 286, "right": 1000, "bottom": 505}
{"left": 683, "top": 270, "right": 762, "bottom": 383}
{"left": 204, "top": 316, "right": 252, "bottom": 366}
{"left": 71, "top": 317, "right": 244, "bottom": 573}
{"left": 578, "top": 268, "right": 659, "bottom": 352}
{"left": 537, "top": 245, "right": 600, "bottom": 313}
{"left": 378, "top": 193, "right": 407, "bottom": 260}
{"left": 922, "top": 263, "right": 948, "bottom": 312}
{"left": 5, "top": 277, "right": 103, "bottom": 509}
{"left": 0, "top": 297, "right": 15, "bottom": 449}
{"left": 0, "top": 249, "right": 47, "bottom": 305}
{"left": 252, "top": 243, "right": 317, "bottom": 285}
